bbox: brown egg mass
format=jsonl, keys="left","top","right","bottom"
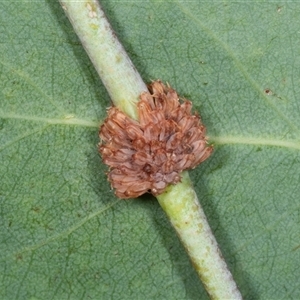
{"left": 99, "top": 80, "right": 213, "bottom": 199}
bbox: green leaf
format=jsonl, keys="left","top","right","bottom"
{"left": 1, "top": 1, "right": 299, "bottom": 299}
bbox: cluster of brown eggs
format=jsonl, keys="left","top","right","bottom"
{"left": 99, "top": 81, "right": 213, "bottom": 199}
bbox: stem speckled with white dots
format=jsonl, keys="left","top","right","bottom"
{"left": 60, "top": 0, "right": 147, "bottom": 120}
{"left": 157, "top": 171, "right": 242, "bottom": 299}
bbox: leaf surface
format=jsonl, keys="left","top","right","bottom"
{"left": 1, "top": 1, "right": 300, "bottom": 299}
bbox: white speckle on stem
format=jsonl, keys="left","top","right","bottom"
{"left": 86, "top": 3, "right": 97, "bottom": 18}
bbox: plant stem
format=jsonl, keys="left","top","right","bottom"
{"left": 59, "top": 0, "right": 147, "bottom": 120}
{"left": 60, "top": 1, "right": 242, "bottom": 299}
{"left": 157, "top": 171, "right": 242, "bottom": 300}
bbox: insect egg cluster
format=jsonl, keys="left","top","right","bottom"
{"left": 99, "top": 80, "right": 213, "bottom": 199}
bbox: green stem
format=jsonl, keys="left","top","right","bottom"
{"left": 157, "top": 172, "right": 242, "bottom": 300}
{"left": 59, "top": 0, "right": 147, "bottom": 120}
{"left": 60, "top": 1, "right": 242, "bottom": 299}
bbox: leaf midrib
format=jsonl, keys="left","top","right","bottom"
{"left": 1, "top": 112, "right": 299, "bottom": 151}
{"left": 210, "top": 135, "right": 300, "bottom": 150}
